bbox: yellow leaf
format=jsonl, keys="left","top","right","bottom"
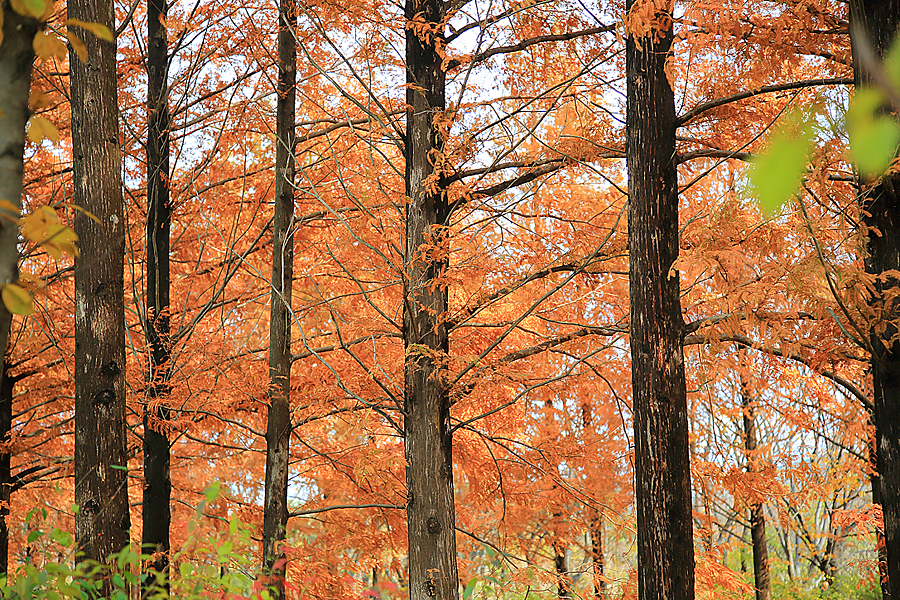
{"left": 66, "top": 31, "right": 87, "bottom": 62}
{"left": 33, "top": 31, "right": 67, "bottom": 62}
{"left": 29, "top": 89, "right": 52, "bottom": 111}
{"left": 26, "top": 116, "right": 59, "bottom": 144}
{"left": 9, "top": 0, "right": 44, "bottom": 19}
{"left": 2, "top": 284, "right": 34, "bottom": 316}
{"left": 66, "top": 18, "right": 113, "bottom": 41}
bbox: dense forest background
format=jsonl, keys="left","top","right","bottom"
{"left": 0, "top": 0, "right": 897, "bottom": 598}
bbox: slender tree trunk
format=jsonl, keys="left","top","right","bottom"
{"left": 626, "top": 3, "right": 695, "bottom": 599}
{"left": 69, "top": 0, "right": 131, "bottom": 577}
{"left": 0, "top": 6, "right": 38, "bottom": 365}
{"left": 553, "top": 541, "right": 572, "bottom": 599}
{"left": 0, "top": 361, "right": 12, "bottom": 576}
{"left": 590, "top": 509, "right": 606, "bottom": 599}
{"left": 261, "top": 0, "right": 296, "bottom": 594}
{"left": 403, "top": 0, "right": 458, "bottom": 598}
{"left": 870, "top": 425, "right": 890, "bottom": 600}
{"left": 849, "top": 3, "right": 900, "bottom": 599}
{"left": 741, "top": 391, "right": 771, "bottom": 600}
{"left": 142, "top": 0, "right": 172, "bottom": 589}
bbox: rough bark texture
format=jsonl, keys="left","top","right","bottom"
{"left": 403, "top": 0, "right": 458, "bottom": 597}
{"left": 741, "top": 392, "right": 771, "bottom": 600}
{"left": 0, "top": 5, "right": 37, "bottom": 365}
{"left": 626, "top": 4, "right": 695, "bottom": 600}
{"left": 849, "top": 3, "right": 900, "bottom": 598}
{"left": 0, "top": 361, "right": 11, "bottom": 575}
{"left": 69, "top": 0, "right": 131, "bottom": 574}
{"left": 261, "top": 0, "right": 296, "bottom": 593}
{"left": 142, "top": 0, "right": 172, "bottom": 588}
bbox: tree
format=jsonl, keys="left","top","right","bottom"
{"left": 849, "top": 2, "right": 900, "bottom": 598}
{"left": 69, "top": 0, "right": 131, "bottom": 575}
{"left": 262, "top": 0, "right": 296, "bottom": 592}
{"left": 143, "top": 0, "right": 173, "bottom": 585}
{"left": 626, "top": 0, "right": 695, "bottom": 598}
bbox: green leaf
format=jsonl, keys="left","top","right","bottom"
{"left": 749, "top": 114, "right": 813, "bottom": 215}
{"left": 27, "top": 530, "right": 41, "bottom": 543}
{"left": 110, "top": 464, "right": 128, "bottom": 471}
{"left": 179, "top": 563, "right": 193, "bottom": 577}
{"left": 847, "top": 87, "right": 900, "bottom": 176}
{"left": 204, "top": 481, "right": 222, "bottom": 503}
{"left": 463, "top": 578, "right": 477, "bottom": 600}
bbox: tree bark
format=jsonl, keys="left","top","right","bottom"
{"left": 553, "top": 541, "right": 572, "bottom": 598}
{"left": 626, "top": 2, "right": 695, "bottom": 599}
{"left": 848, "top": 3, "right": 900, "bottom": 599}
{"left": 69, "top": 0, "right": 131, "bottom": 576}
{"left": 741, "top": 391, "right": 771, "bottom": 600}
{"left": 403, "top": 0, "right": 458, "bottom": 597}
{"left": 590, "top": 509, "right": 606, "bottom": 599}
{"left": 142, "top": 0, "right": 172, "bottom": 589}
{"left": 261, "top": 0, "right": 296, "bottom": 594}
{"left": 0, "top": 5, "right": 38, "bottom": 367}
{"left": 870, "top": 426, "right": 890, "bottom": 600}
{"left": 0, "top": 361, "right": 12, "bottom": 576}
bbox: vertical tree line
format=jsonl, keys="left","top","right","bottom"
{"left": 69, "top": 0, "right": 131, "bottom": 577}
{"left": 626, "top": 1, "right": 695, "bottom": 598}
{"left": 143, "top": 0, "right": 172, "bottom": 586}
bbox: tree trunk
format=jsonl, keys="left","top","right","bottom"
{"left": 142, "top": 0, "right": 172, "bottom": 589}
{"left": 403, "top": 0, "right": 458, "bottom": 597}
{"left": 261, "top": 0, "right": 296, "bottom": 594}
{"left": 626, "top": 2, "right": 695, "bottom": 599}
{"left": 590, "top": 509, "right": 606, "bottom": 599}
{"left": 0, "top": 361, "right": 12, "bottom": 576}
{"left": 870, "top": 427, "right": 890, "bottom": 600}
{"left": 0, "top": 6, "right": 38, "bottom": 366}
{"left": 848, "top": 3, "right": 900, "bottom": 599}
{"left": 741, "top": 391, "right": 771, "bottom": 600}
{"left": 554, "top": 541, "right": 572, "bottom": 599}
{"left": 69, "top": 0, "right": 131, "bottom": 576}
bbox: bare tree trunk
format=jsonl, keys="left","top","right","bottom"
{"left": 261, "top": 0, "right": 296, "bottom": 594}
{"left": 590, "top": 509, "right": 606, "bottom": 599}
{"left": 0, "top": 6, "right": 38, "bottom": 367}
{"left": 0, "top": 361, "right": 12, "bottom": 576}
{"left": 626, "top": 2, "right": 695, "bottom": 599}
{"left": 69, "top": 0, "right": 131, "bottom": 579}
{"left": 403, "top": 0, "right": 458, "bottom": 597}
{"left": 142, "top": 0, "right": 172, "bottom": 589}
{"left": 554, "top": 541, "right": 572, "bottom": 599}
{"left": 741, "top": 390, "right": 771, "bottom": 600}
{"left": 848, "top": 3, "right": 900, "bottom": 598}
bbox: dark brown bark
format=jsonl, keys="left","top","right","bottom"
{"left": 0, "top": 361, "right": 12, "bottom": 576}
{"left": 69, "top": 0, "right": 131, "bottom": 576}
{"left": 870, "top": 425, "right": 890, "bottom": 600}
{"left": 261, "top": 0, "right": 296, "bottom": 594}
{"left": 590, "top": 509, "right": 606, "bottom": 599}
{"left": 0, "top": 5, "right": 38, "bottom": 368}
{"left": 142, "top": 0, "right": 172, "bottom": 589}
{"left": 554, "top": 541, "right": 572, "bottom": 599}
{"left": 741, "top": 392, "right": 771, "bottom": 600}
{"left": 849, "top": 3, "right": 900, "bottom": 599}
{"left": 626, "top": 4, "right": 695, "bottom": 600}
{"left": 403, "top": 0, "right": 458, "bottom": 598}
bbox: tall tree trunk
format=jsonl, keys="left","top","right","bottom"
{"left": 403, "top": 0, "right": 458, "bottom": 597}
{"left": 69, "top": 0, "right": 131, "bottom": 577}
{"left": 849, "top": 3, "right": 900, "bottom": 598}
{"left": 741, "top": 390, "right": 771, "bottom": 600}
{"left": 870, "top": 425, "right": 890, "bottom": 600}
{"left": 143, "top": 0, "right": 172, "bottom": 589}
{"left": 0, "top": 361, "right": 12, "bottom": 576}
{"left": 554, "top": 541, "right": 572, "bottom": 599}
{"left": 590, "top": 509, "right": 606, "bottom": 599}
{"left": 261, "top": 0, "right": 296, "bottom": 594}
{"left": 0, "top": 6, "right": 38, "bottom": 369}
{"left": 625, "top": 2, "right": 695, "bottom": 599}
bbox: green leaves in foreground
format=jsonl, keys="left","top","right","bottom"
{"left": 847, "top": 89, "right": 900, "bottom": 176}
{"left": 748, "top": 110, "right": 814, "bottom": 216}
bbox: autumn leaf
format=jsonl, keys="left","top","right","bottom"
{"left": 27, "top": 116, "right": 59, "bottom": 144}
{"left": 2, "top": 284, "right": 34, "bottom": 315}
{"left": 66, "top": 18, "right": 113, "bottom": 41}
{"left": 67, "top": 30, "right": 88, "bottom": 62}
{"left": 9, "top": 0, "right": 44, "bottom": 19}
{"left": 33, "top": 31, "right": 67, "bottom": 62}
